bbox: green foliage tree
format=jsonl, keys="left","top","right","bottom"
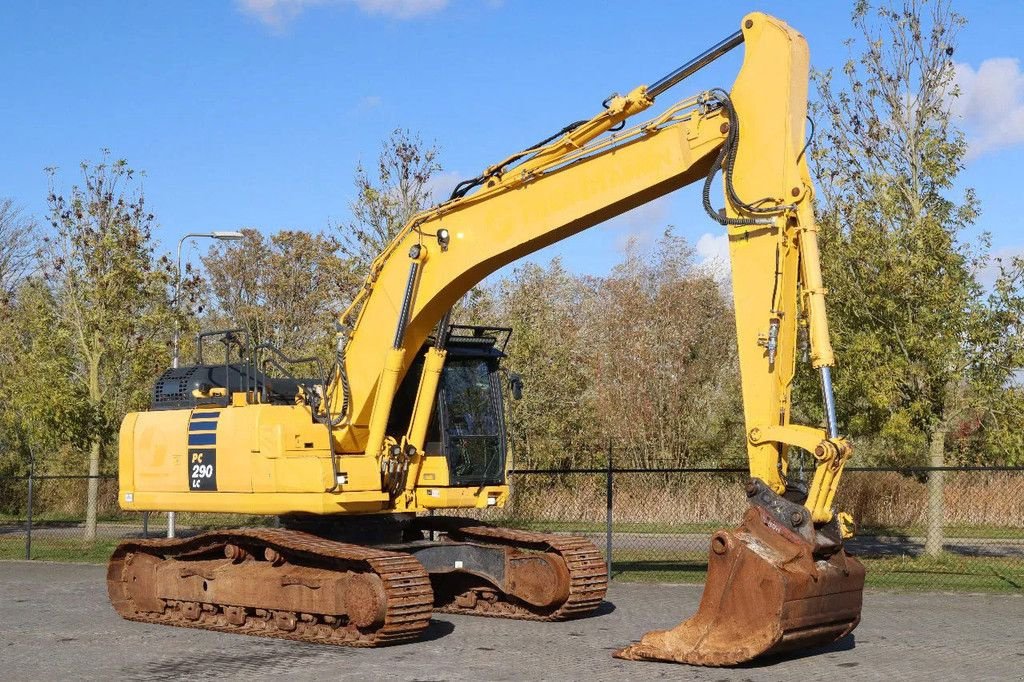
{"left": 0, "top": 199, "right": 36, "bottom": 302}
{"left": 43, "top": 155, "right": 176, "bottom": 540}
{"left": 496, "top": 258, "right": 597, "bottom": 467}
{"left": 0, "top": 280, "right": 87, "bottom": 483}
{"left": 0, "top": 199, "right": 43, "bottom": 481}
{"left": 201, "top": 229, "right": 355, "bottom": 364}
{"left": 812, "top": 0, "right": 1024, "bottom": 553}
{"left": 490, "top": 231, "right": 743, "bottom": 469}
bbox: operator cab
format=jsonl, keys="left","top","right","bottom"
{"left": 389, "top": 325, "right": 514, "bottom": 488}
{"left": 148, "top": 324, "right": 516, "bottom": 489}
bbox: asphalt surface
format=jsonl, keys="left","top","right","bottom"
{"left": 2, "top": 561, "right": 1022, "bottom": 681}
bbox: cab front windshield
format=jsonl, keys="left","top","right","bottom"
{"left": 441, "top": 358, "right": 502, "bottom": 484}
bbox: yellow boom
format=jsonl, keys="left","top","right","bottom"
{"left": 326, "top": 12, "right": 849, "bottom": 525}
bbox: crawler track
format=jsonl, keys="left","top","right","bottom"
{"left": 418, "top": 519, "right": 609, "bottom": 621}
{"left": 107, "top": 528, "right": 433, "bottom": 647}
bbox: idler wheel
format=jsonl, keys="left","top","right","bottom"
{"left": 337, "top": 572, "right": 387, "bottom": 629}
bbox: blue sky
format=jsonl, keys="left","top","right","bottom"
{"left": 1, "top": 0, "right": 1022, "bottom": 277}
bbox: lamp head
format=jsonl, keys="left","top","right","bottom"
{"left": 211, "top": 231, "right": 244, "bottom": 241}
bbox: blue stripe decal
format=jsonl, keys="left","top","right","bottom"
{"left": 188, "top": 422, "right": 218, "bottom": 432}
{"left": 191, "top": 411, "right": 220, "bottom": 420}
{"left": 188, "top": 433, "right": 217, "bottom": 446}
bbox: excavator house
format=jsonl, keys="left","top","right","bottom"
{"left": 109, "top": 12, "right": 865, "bottom": 666}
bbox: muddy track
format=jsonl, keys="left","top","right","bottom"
{"left": 425, "top": 520, "right": 609, "bottom": 621}
{"left": 107, "top": 528, "right": 433, "bottom": 647}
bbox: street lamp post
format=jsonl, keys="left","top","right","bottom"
{"left": 167, "top": 231, "right": 244, "bottom": 538}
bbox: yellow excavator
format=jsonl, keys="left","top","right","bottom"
{"left": 108, "top": 12, "right": 864, "bottom": 666}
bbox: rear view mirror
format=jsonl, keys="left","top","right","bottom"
{"left": 508, "top": 373, "right": 523, "bottom": 400}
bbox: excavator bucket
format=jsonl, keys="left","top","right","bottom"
{"left": 615, "top": 489, "right": 865, "bottom": 667}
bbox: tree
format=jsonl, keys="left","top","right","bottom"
{"left": 812, "top": 1, "right": 1024, "bottom": 554}
{"left": 0, "top": 198, "right": 43, "bottom": 479}
{"left": 0, "top": 279, "right": 87, "bottom": 479}
{"left": 451, "top": 282, "right": 498, "bottom": 326}
{"left": 336, "top": 128, "right": 442, "bottom": 275}
{"left": 588, "top": 231, "right": 743, "bottom": 468}
{"left": 201, "top": 229, "right": 355, "bottom": 364}
{"left": 486, "top": 230, "right": 745, "bottom": 469}
{"left": 0, "top": 199, "right": 37, "bottom": 301}
{"left": 43, "top": 155, "right": 176, "bottom": 540}
{"left": 335, "top": 128, "right": 497, "bottom": 328}
{"left": 496, "top": 259, "right": 597, "bottom": 468}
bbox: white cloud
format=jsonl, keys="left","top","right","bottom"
{"left": 978, "top": 245, "right": 1024, "bottom": 289}
{"left": 695, "top": 232, "right": 731, "bottom": 281}
{"left": 357, "top": 95, "right": 382, "bottom": 111}
{"left": 952, "top": 58, "right": 1024, "bottom": 160}
{"left": 351, "top": 0, "right": 448, "bottom": 19}
{"left": 614, "top": 228, "right": 654, "bottom": 255}
{"left": 236, "top": 0, "right": 448, "bottom": 29}
{"left": 423, "top": 170, "right": 466, "bottom": 204}
{"left": 601, "top": 197, "right": 671, "bottom": 253}
{"left": 618, "top": 197, "right": 670, "bottom": 230}
{"left": 236, "top": 0, "right": 323, "bottom": 27}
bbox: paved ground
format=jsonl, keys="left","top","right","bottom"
{"left": 2, "top": 562, "right": 1022, "bottom": 681}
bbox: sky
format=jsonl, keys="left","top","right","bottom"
{"left": 1, "top": 0, "right": 1022, "bottom": 279}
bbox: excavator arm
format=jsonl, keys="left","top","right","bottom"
{"left": 327, "top": 12, "right": 850, "bottom": 528}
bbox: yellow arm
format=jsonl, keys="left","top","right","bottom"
{"left": 725, "top": 14, "right": 850, "bottom": 523}
{"left": 330, "top": 12, "right": 848, "bottom": 525}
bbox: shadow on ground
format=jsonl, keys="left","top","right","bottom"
{"left": 736, "top": 634, "right": 857, "bottom": 669}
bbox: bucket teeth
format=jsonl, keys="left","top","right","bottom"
{"left": 615, "top": 505, "right": 865, "bottom": 667}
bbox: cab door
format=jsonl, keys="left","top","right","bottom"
{"left": 438, "top": 357, "right": 506, "bottom": 486}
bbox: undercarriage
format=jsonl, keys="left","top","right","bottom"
{"left": 107, "top": 516, "right": 608, "bottom": 646}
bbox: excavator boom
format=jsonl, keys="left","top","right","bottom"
{"left": 325, "top": 11, "right": 866, "bottom": 664}
{"left": 325, "top": 12, "right": 853, "bottom": 527}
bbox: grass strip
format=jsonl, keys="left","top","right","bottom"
{"left": 3, "top": 538, "right": 1021, "bottom": 593}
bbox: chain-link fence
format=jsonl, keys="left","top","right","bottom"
{"left": 490, "top": 464, "right": 1024, "bottom": 592}
{"left": 3, "top": 465, "right": 1022, "bottom": 592}
{"left": 0, "top": 474, "right": 272, "bottom": 563}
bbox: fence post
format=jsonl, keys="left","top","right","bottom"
{"left": 605, "top": 440, "right": 613, "bottom": 578}
{"left": 924, "top": 429, "right": 947, "bottom": 557}
{"left": 25, "top": 470, "right": 33, "bottom": 561}
{"left": 142, "top": 511, "right": 149, "bottom": 539}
